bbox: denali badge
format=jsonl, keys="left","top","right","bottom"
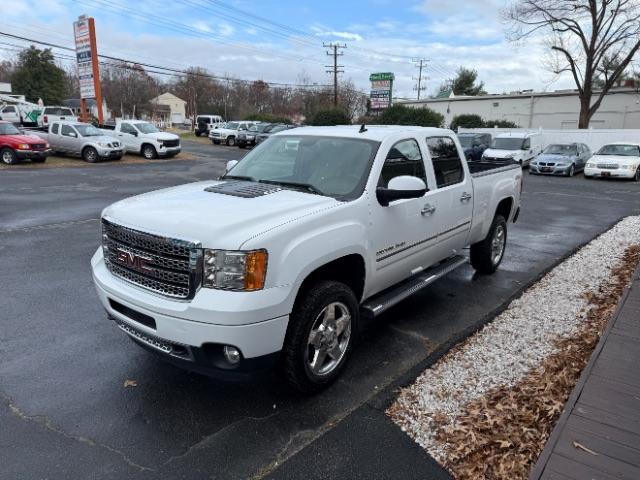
{"left": 115, "top": 249, "right": 153, "bottom": 272}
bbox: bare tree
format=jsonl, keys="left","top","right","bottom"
{"left": 506, "top": 0, "right": 640, "bottom": 128}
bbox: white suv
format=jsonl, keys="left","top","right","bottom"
{"left": 209, "top": 121, "right": 258, "bottom": 146}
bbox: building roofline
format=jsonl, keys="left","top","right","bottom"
{"left": 396, "top": 87, "right": 639, "bottom": 104}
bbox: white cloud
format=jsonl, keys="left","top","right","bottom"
{"left": 314, "top": 31, "right": 363, "bottom": 42}
{"left": 218, "top": 23, "right": 235, "bottom": 37}
{"left": 193, "top": 21, "right": 212, "bottom": 33}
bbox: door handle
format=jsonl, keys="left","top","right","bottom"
{"left": 460, "top": 192, "right": 472, "bottom": 202}
{"left": 421, "top": 204, "right": 436, "bottom": 216}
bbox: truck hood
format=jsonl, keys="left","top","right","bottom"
{"left": 143, "top": 132, "right": 179, "bottom": 141}
{"left": 2, "top": 133, "right": 45, "bottom": 144}
{"left": 483, "top": 148, "right": 523, "bottom": 159}
{"left": 591, "top": 154, "right": 639, "bottom": 166}
{"left": 102, "top": 180, "right": 339, "bottom": 249}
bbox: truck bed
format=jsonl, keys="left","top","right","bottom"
{"left": 468, "top": 159, "right": 520, "bottom": 177}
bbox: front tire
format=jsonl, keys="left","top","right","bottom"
{"left": 566, "top": 164, "right": 575, "bottom": 177}
{"left": 470, "top": 214, "right": 507, "bottom": 274}
{"left": 82, "top": 146, "right": 99, "bottom": 163}
{"left": 1, "top": 148, "right": 18, "bottom": 165}
{"left": 282, "top": 281, "right": 358, "bottom": 394}
{"left": 226, "top": 137, "right": 235, "bottom": 147}
{"left": 141, "top": 144, "right": 157, "bottom": 159}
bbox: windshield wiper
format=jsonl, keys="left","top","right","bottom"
{"left": 221, "top": 174, "right": 256, "bottom": 182}
{"left": 259, "top": 179, "right": 324, "bottom": 195}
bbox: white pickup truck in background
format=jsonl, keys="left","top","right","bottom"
{"left": 98, "top": 120, "right": 181, "bottom": 159}
{"left": 92, "top": 125, "right": 522, "bottom": 392}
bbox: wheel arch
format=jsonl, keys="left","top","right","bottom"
{"left": 495, "top": 196, "right": 514, "bottom": 222}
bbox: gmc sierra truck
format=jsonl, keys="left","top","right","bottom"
{"left": 92, "top": 126, "right": 522, "bottom": 392}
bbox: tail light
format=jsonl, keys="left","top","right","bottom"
{"left": 43, "top": 115, "right": 48, "bottom": 124}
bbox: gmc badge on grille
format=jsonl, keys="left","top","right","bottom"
{"left": 115, "top": 249, "right": 153, "bottom": 272}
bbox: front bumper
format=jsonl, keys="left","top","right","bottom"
{"left": 98, "top": 147, "right": 124, "bottom": 159}
{"left": 237, "top": 137, "right": 256, "bottom": 146}
{"left": 15, "top": 148, "right": 51, "bottom": 159}
{"left": 530, "top": 164, "right": 572, "bottom": 175}
{"left": 91, "top": 250, "right": 290, "bottom": 374}
{"left": 584, "top": 167, "right": 635, "bottom": 179}
{"left": 157, "top": 146, "right": 181, "bottom": 157}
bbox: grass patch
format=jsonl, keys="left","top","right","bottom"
{"left": 0, "top": 152, "right": 196, "bottom": 170}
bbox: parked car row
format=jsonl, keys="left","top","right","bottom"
{"left": 456, "top": 131, "right": 639, "bottom": 181}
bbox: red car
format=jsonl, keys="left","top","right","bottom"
{"left": 0, "top": 120, "right": 51, "bottom": 165}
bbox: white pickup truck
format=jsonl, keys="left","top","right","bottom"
{"left": 98, "top": 120, "right": 181, "bottom": 159}
{"left": 92, "top": 126, "right": 522, "bottom": 392}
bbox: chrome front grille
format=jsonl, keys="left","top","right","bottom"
{"left": 597, "top": 163, "right": 619, "bottom": 170}
{"left": 102, "top": 219, "right": 202, "bottom": 299}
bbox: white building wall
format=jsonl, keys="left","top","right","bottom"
{"left": 401, "top": 89, "right": 640, "bottom": 129}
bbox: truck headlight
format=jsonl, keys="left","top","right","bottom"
{"left": 203, "top": 249, "right": 267, "bottom": 291}
{"left": 586, "top": 162, "right": 595, "bottom": 168}
{"left": 623, "top": 164, "right": 636, "bottom": 170}
{"left": 98, "top": 142, "right": 109, "bottom": 147}
{"left": 17, "top": 143, "right": 31, "bottom": 150}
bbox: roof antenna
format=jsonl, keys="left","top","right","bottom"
{"left": 359, "top": 124, "right": 367, "bottom": 133}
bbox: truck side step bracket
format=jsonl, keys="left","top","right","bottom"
{"left": 360, "top": 255, "right": 467, "bottom": 319}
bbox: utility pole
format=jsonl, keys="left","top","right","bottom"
{"left": 324, "top": 43, "right": 346, "bottom": 107}
{"left": 412, "top": 58, "right": 429, "bottom": 100}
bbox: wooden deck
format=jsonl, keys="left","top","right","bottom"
{"left": 530, "top": 266, "right": 640, "bottom": 480}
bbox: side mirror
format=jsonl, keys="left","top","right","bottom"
{"left": 226, "top": 160, "right": 238, "bottom": 172}
{"left": 376, "top": 175, "right": 427, "bottom": 207}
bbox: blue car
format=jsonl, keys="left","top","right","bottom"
{"left": 530, "top": 143, "right": 591, "bottom": 177}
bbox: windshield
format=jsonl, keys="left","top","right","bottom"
{"left": 0, "top": 123, "right": 21, "bottom": 135}
{"left": 134, "top": 123, "right": 160, "bottom": 134}
{"left": 75, "top": 124, "right": 102, "bottom": 137}
{"left": 543, "top": 144, "right": 576, "bottom": 155}
{"left": 44, "top": 107, "right": 74, "bottom": 116}
{"left": 491, "top": 137, "right": 525, "bottom": 150}
{"left": 596, "top": 144, "right": 640, "bottom": 157}
{"left": 457, "top": 136, "right": 473, "bottom": 148}
{"left": 226, "top": 122, "right": 239, "bottom": 129}
{"left": 269, "top": 125, "right": 289, "bottom": 134}
{"left": 223, "top": 135, "right": 380, "bottom": 200}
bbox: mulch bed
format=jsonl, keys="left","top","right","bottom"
{"left": 429, "top": 245, "right": 640, "bottom": 479}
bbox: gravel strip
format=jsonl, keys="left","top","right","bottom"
{"left": 388, "top": 216, "right": 640, "bottom": 462}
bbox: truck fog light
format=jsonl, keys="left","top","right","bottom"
{"left": 223, "top": 346, "right": 241, "bottom": 364}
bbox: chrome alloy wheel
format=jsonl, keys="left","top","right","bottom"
{"left": 306, "top": 302, "right": 352, "bottom": 376}
{"left": 491, "top": 224, "right": 506, "bottom": 266}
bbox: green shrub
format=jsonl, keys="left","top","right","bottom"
{"left": 450, "top": 114, "right": 484, "bottom": 130}
{"left": 376, "top": 105, "right": 443, "bottom": 127}
{"left": 309, "top": 109, "right": 351, "bottom": 126}
{"left": 484, "top": 119, "right": 519, "bottom": 128}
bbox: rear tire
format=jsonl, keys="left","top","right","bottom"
{"left": 141, "top": 144, "right": 157, "bottom": 159}
{"left": 282, "top": 281, "right": 358, "bottom": 394}
{"left": 470, "top": 214, "right": 507, "bottom": 274}
{"left": 1, "top": 148, "right": 18, "bottom": 165}
{"left": 634, "top": 167, "right": 640, "bottom": 182}
{"left": 82, "top": 146, "right": 99, "bottom": 163}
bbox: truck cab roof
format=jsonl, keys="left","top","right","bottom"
{"left": 271, "top": 125, "right": 454, "bottom": 143}
{"left": 495, "top": 131, "right": 540, "bottom": 139}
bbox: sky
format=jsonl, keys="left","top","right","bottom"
{"left": 0, "top": 0, "right": 577, "bottom": 99}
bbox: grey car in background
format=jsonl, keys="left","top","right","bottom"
{"left": 530, "top": 143, "right": 591, "bottom": 177}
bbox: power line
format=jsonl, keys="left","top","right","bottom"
{"left": 324, "top": 43, "right": 346, "bottom": 107}
{"left": 0, "top": 31, "right": 341, "bottom": 90}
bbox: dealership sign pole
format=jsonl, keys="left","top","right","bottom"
{"left": 73, "top": 15, "right": 104, "bottom": 123}
{"left": 369, "top": 72, "right": 394, "bottom": 113}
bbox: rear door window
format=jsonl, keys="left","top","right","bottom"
{"left": 51, "top": 123, "right": 59, "bottom": 135}
{"left": 120, "top": 123, "right": 136, "bottom": 135}
{"left": 378, "top": 139, "right": 427, "bottom": 188}
{"left": 426, "top": 136, "right": 464, "bottom": 188}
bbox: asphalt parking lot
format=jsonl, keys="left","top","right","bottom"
{"left": 1, "top": 141, "right": 639, "bottom": 480}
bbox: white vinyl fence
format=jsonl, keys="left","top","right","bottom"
{"left": 457, "top": 127, "right": 640, "bottom": 151}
